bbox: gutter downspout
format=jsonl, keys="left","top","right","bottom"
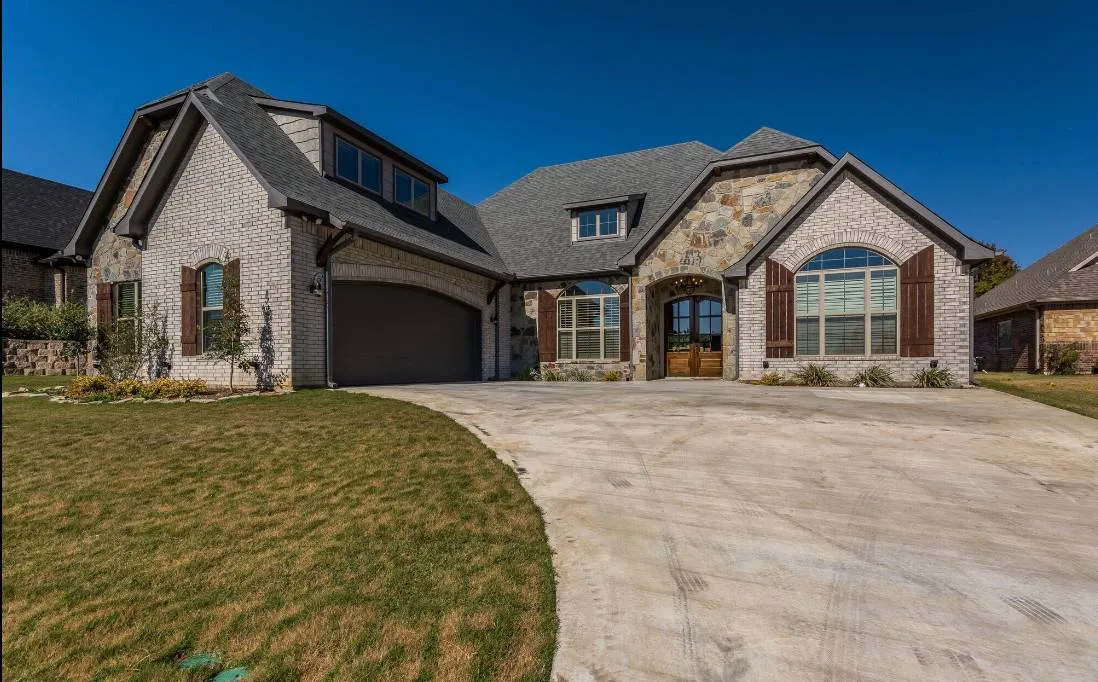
{"left": 323, "top": 230, "right": 354, "bottom": 388}
{"left": 486, "top": 280, "right": 506, "bottom": 381}
{"left": 1028, "top": 303, "right": 1042, "bottom": 373}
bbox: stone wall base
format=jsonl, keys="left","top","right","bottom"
{"left": 3, "top": 339, "right": 85, "bottom": 375}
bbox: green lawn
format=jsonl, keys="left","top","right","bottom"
{"left": 2, "top": 373, "right": 75, "bottom": 392}
{"left": 978, "top": 372, "right": 1098, "bottom": 419}
{"left": 2, "top": 390, "right": 556, "bottom": 682}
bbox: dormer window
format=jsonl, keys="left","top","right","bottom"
{"left": 394, "top": 168, "right": 430, "bottom": 215}
{"left": 335, "top": 136, "right": 381, "bottom": 193}
{"left": 577, "top": 207, "right": 621, "bottom": 239}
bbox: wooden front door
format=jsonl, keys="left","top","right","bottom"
{"left": 665, "top": 296, "right": 722, "bottom": 377}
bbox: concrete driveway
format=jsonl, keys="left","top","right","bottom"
{"left": 352, "top": 381, "right": 1098, "bottom": 682}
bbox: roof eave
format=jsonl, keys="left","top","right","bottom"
{"left": 252, "top": 96, "right": 449, "bottom": 184}
{"left": 722, "top": 153, "right": 994, "bottom": 281}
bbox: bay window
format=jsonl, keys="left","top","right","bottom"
{"left": 794, "top": 247, "right": 898, "bottom": 356}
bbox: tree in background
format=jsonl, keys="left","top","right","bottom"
{"left": 974, "top": 244, "right": 1019, "bottom": 297}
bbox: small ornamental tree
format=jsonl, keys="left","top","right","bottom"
{"left": 974, "top": 244, "right": 1019, "bottom": 297}
{"left": 202, "top": 259, "right": 253, "bottom": 391}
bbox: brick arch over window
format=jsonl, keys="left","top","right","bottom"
{"left": 185, "top": 243, "right": 232, "bottom": 268}
{"left": 330, "top": 262, "right": 484, "bottom": 311}
{"left": 782, "top": 231, "right": 913, "bottom": 273}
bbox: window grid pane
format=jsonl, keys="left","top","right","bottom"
{"left": 202, "top": 265, "right": 224, "bottom": 308}
{"left": 360, "top": 153, "right": 380, "bottom": 192}
{"left": 824, "top": 272, "right": 865, "bottom": 314}
{"left": 870, "top": 270, "right": 897, "bottom": 311}
{"left": 576, "top": 330, "right": 601, "bottom": 359}
{"left": 578, "top": 211, "right": 597, "bottom": 238}
{"left": 871, "top": 314, "right": 897, "bottom": 354}
{"left": 797, "top": 318, "right": 820, "bottom": 355}
{"left": 824, "top": 315, "right": 865, "bottom": 355}
{"left": 557, "top": 331, "right": 574, "bottom": 360}
{"left": 335, "top": 138, "right": 358, "bottom": 182}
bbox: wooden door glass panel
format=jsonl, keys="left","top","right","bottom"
{"left": 696, "top": 297, "right": 721, "bottom": 351}
{"left": 668, "top": 298, "right": 691, "bottom": 352}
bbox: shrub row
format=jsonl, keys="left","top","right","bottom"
{"left": 2, "top": 297, "right": 91, "bottom": 343}
{"left": 68, "top": 376, "right": 209, "bottom": 400}
{"left": 759, "top": 363, "right": 956, "bottom": 388}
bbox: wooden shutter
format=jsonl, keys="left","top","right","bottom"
{"left": 537, "top": 289, "right": 556, "bottom": 362}
{"left": 899, "top": 246, "right": 934, "bottom": 357}
{"left": 618, "top": 289, "right": 630, "bottom": 362}
{"left": 225, "top": 258, "right": 241, "bottom": 309}
{"left": 180, "top": 266, "right": 198, "bottom": 356}
{"left": 95, "top": 282, "right": 112, "bottom": 331}
{"left": 765, "top": 259, "right": 794, "bottom": 358}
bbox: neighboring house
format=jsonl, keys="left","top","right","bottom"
{"left": 2, "top": 169, "right": 91, "bottom": 304}
{"left": 974, "top": 226, "right": 1097, "bottom": 373}
{"left": 57, "top": 74, "right": 992, "bottom": 388}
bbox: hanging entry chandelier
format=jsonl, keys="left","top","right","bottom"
{"left": 671, "top": 275, "right": 706, "bottom": 296}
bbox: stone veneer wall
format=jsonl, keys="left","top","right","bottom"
{"left": 84, "top": 120, "right": 172, "bottom": 309}
{"left": 738, "top": 173, "right": 974, "bottom": 382}
{"left": 631, "top": 161, "right": 825, "bottom": 379}
{"left": 139, "top": 122, "right": 293, "bottom": 387}
{"left": 1042, "top": 303, "right": 1098, "bottom": 373}
{"left": 3, "top": 339, "right": 84, "bottom": 375}
{"left": 291, "top": 217, "right": 508, "bottom": 386}
{"left": 511, "top": 276, "right": 629, "bottom": 378}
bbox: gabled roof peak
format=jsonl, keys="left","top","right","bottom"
{"left": 720, "top": 127, "right": 820, "bottom": 160}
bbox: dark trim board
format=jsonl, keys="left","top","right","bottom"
{"left": 723, "top": 154, "right": 994, "bottom": 280}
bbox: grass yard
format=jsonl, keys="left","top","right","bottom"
{"left": 977, "top": 371, "right": 1098, "bottom": 419}
{"left": 2, "top": 390, "right": 556, "bottom": 682}
{"left": 2, "top": 373, "right": 75, "bottom": 392}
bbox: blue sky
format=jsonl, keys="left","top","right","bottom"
{"left": 3, "top": 0, "right": 1095, "bottom": 266}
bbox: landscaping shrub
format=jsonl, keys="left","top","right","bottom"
{"left": 2, "top": 297, "right": 91, "bottom": 343}
{"left": 791, "top": 363, "right": 839, "bottom": 387}
{"left": 515, "top": 367, "right": 537, "bottom": 381}
{"left": 759, "top": 370, "right": 783, "bottom": 385}
{"left": 562, "top": 367, "right": 596, "bottom": 382}
{"left": 68, "top": 374, "right": 113, "bottom": 397}
{"left": 911, "top": 366, "right": 955, "bottom": 388}
{"left": 66, "top": 376, "right": 208, "bottom": 400}
{"left": 137, "top": 378, "right": 208, "bottom": 399}
{"left": 851, "top": 365, "right": 895, "bottom": 387}
{"left": 1044, "top": 344, "right": 1081, "bottom": 375}
{"left": 537, "top": 366, "right": 564, "bottom": 381}
{"left": 602, "top": 370, "right": 624, "bottom": 382}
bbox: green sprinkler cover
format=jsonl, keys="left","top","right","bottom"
{"left": 178, "top": 653, "right": 219, "bottom": 669}
{"left": 212, "top": 667, "right": 249, "bottom": 682}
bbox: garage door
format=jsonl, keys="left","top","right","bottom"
{"left": 332, "top": 282, "right": 481, "bottom": 386}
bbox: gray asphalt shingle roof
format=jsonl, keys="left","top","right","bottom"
{"left": 719, "top": 127, "right": 819, "bottom": 160}
{"left": 2, "top": 169, "right": 92, "bottom": 251}
{"left": 974, "top": 226, "right": 1098, "bottom": 316}
{"left": 194, "top": 77, "right": 507, "bottom": 276}
{"left": 477, "top": 142, "right": 721, "bottom": 278}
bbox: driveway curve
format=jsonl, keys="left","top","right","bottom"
{"left": 352, "top": 381, "right": 1098, "bottom": 682}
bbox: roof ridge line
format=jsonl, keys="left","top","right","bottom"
{"left": 532, "top": 140, "right": 717, "bottom": 172}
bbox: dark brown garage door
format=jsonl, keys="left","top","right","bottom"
{"left": 332, "top": 282, "right": 481, "bottom": 386}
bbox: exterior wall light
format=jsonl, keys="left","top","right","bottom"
{"left": 930, "top": 360, "right": 939, "bottom": 368}
{"left": 309, "top": 273, "right": 324, "bottom": 296}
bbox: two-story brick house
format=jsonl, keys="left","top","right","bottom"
{"left": 57, "top": 74, "right": 992, "bottom": 387}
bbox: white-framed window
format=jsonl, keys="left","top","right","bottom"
{"left": 575, "top": 207, "right": 621, "bottom": 240}
{"left": 794, "top": 247, "right": 898, "bottom": 356}
{"left": 198, "top": 262, "right": 224, "bottom": 353}
{"left": 113, "top": 280, "right": 141, "bottom": 334}
{"left": 394, "top": 167, "right": 430, "bottom": 215}
{"left": 997, "top": 320, "right": 1012, "bottom": 351}
{"left": 334, "top": 135, "right": 381, "bottom": 193}
{"left": 557, "top": 281, "right": 620, "bottom": 360}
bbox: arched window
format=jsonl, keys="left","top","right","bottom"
{"left": 557, "top": 281, "right": 619, "bottom": 360}
{"left": 794, "top": 247, "right": 898, "bottom": 356}
{"left": 198, "top": 262, "right": 224, "bottom": 352}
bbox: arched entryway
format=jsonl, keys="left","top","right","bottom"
{"left": 665, "top": 295, "right": 723, "bottom": 377}
{"left": 640, "top": 273, "right": 726, "bottom": 379}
